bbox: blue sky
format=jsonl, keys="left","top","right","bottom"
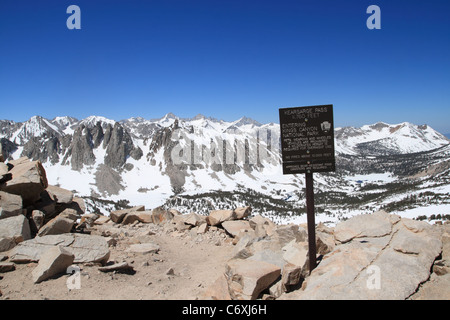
{"left": 1, "top": 0, "right": 449, "bottom": 133}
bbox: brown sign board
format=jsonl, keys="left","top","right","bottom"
{"left": 279, "top": 105, "right": 335, "bottom": 174}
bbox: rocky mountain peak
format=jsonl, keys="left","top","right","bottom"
{"left": 191, "top": 113, "right": 207, "bottom": 121}
{"left": 50, "top": 116, "right": 78, "bottom": 133}
{"left": 368, "top": 122, "right": 390, "bottom": 131}
{"left": 232, "top": 116, "right": 262, "bottom": 127}
{"left": 164, "top": 112, "right": 177, "bottom": 119}
{"left": 79, "top": 116, "right": 116, "bottom": 129}
{"left": 104, "top": 122, "right": 143, "bottom": 169}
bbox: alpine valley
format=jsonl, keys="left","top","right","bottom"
{"left": 1, "top": 113, "right": 449, "bottom": 226}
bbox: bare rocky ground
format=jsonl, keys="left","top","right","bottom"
{"left": 1, "top": 212, "right": 449, "bottom": 300}
{"left": 0, "top": 221, "right": 234, "bottom": 300}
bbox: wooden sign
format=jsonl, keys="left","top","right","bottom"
{"left": 279, "top": 105, "right": 335, "bottom": 174}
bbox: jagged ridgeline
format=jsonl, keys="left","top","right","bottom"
{"left": 17, "top": 117, "right": 144, "bottom": 170}
{"left": 1, "top": 114, "right": 449, "bottom": 223}
{"left": 0, "top": 114, "right": 285, "bottom": 199}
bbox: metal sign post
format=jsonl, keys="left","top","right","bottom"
{"left": 279, "top": 105, "right": 335, "bottom": 273}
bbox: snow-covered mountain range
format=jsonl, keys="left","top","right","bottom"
{"left": 1, "top": 114, "right": 449, "bottom": 225}
{"left": 335, "top": 122, "right": 449, "bottom": 155}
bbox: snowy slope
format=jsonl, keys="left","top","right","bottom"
{"left": 335, "top": 122, "right": 449, "bottom": 155}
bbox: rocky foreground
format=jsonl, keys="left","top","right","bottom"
{"left": 0, "top": 154, "right": 449, "bottom": 300}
